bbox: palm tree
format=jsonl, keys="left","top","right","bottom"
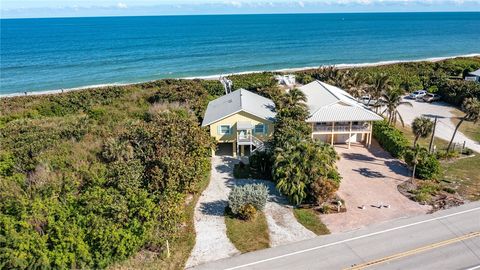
{"left": 344, "top": 72, "right": 369, "bottom": 99}
{"left": 277, "top": 88, "right": 309, "bottom": 121}
{"left": 447, "top": 97, "right": 480, "bottom": 152}
{"left": 411, "top": 117, "right": 434, "bottom": 147}
{"left": 273, "top": 140, "right": 338, "bottom": 205}
{"left": 367, "top": 73, "right": 392, "bottom": 111}
{"left": 381, "top": 88, "right": 412, "bottom": 127}
{"left": 315, "top": 66, "right": 346, "bottom": 86}
{"left": 410, "top": 145, "right": 421, "bottom": 185}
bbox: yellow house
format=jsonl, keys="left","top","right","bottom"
{"left": 201, "top": 88, "right": 275, "bottom": 157}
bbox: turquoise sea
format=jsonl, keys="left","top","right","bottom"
{"left": 1, "top": 12, "right": 479, "bottom": 95}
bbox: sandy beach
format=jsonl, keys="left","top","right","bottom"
{"left": 1, "top": 53, "right": 479, "bottom": 99}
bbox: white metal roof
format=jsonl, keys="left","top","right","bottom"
{"left": 299, "top": 80, "right": 383, "bottom": 123}
{"left": 201, "top": 88, "right": 276, "bottom": 127}
{"left": 469, "top": 68, "right": 480, "bottom": 77}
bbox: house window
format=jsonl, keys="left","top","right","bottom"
{"left": 218, "top": 125, "right": 231, "bottom": 135}
{"left": 254, "top": 124, "right": 265, "bottom": 134}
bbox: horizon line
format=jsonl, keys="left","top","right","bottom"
{"left": 2, "top": 10, "right": 480, "bottom": 20}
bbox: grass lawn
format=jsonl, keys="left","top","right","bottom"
{"left": 396, "top": 121, "right": 480, "bottom": 202}
{"left": 396, "top": 123, "right": 450, "bottom": 150}
{"left": 442, "top": 154, "right": 480, "bottom": 201}
{"left": 110, "top": 170, "right": 211, "bottom": 270}
{"left": 225, "top": 210, "right": 270, "bottom": 253}
{"left": 293, "top": 208, "right": 330, "bottom": 235}
{"left": 450, "top": 109, "right": 480, "bottom": 142}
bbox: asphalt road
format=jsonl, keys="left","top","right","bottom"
{"left": 191, "top": 202, "right": 480, "bottom": 270}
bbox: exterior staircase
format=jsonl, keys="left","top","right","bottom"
{"left": 251, "top": 136, "right": 265, "bottom": 153}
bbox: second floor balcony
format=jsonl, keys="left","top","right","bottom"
{"left": 312, "top": 122, "right": 371, "bottom": 133}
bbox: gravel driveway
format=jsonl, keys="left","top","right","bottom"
{"left": 397, "top": 99, "right": 480, "bottom": 153}
{"left": 321, "top": 143, "right": 430, "bottom": 233}
{"left": 185, "top": 157, "right": 240, "bottom": 268}
{"left": 187, "top": 156, "right": 316, "bottom": 268}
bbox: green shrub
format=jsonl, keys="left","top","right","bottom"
{"left": 200, "top": 80, "right": 225, "bottom": 97}
{"left": 413, "top": 180, "right": 441, "bottom": 203}
{"left": 416, "top": 154, "right": 441, "bottom": 180}
{"left": 437, "top": 80, "right": 480, "bottom": 106}
{"left": 233, "top": 162, "right": 251, "bottom": 179}
{"left": 228, "top": 184, "right": 269, "bottom": 217}
{"left": 0, "top": 87, "right": 213, "bottom": 269}
{"left": 273, "top": 140, "right": 340, "bottom": 205}
{"left": 405, "top": 148, "right": 441, "bottom": 180}
{"left": 0, "top": 151, "right": 15, "bottom": 177}
{"left": 248, "top": 150, "right": 273, "bottom": 179}
{"left": 228, "top": 72, "right": 276, "bottom": 92}
{"left": 435, "top": 150, "right": 460, "bottom": 160}
{"left": 443, "top": 187, "right": 456, "bottom": 194}
{"left": 295, "top": 73, "right": 315, "bottom": 84}
{"left": 373, "top": 120, "right": 409, "bottom": 158}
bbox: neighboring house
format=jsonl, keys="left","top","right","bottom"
{"left": 465, "top": 68, "right": 480, "bottom": 82}
{"left": 299, "top": 81, "right": 383, "bottom": 148}
{"left": 201, "top": 88, "right": 275, "bottom": 157}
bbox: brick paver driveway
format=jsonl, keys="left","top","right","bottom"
{"left": 321, "top": 142, "right": 430, "bottom": 233}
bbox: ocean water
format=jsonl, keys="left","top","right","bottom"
{"left": 1, "top": 12, "right": 479, "bottom": 95}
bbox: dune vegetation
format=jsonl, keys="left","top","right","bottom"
{"left": 1, "top": 56, "right": 480, "bottom": 269}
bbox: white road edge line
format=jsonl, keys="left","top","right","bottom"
{"left": 464, "top": 265, "right": 480, "bottom": 270}
{"left": 224, "top": 206, "right": 480, "bottom": 270}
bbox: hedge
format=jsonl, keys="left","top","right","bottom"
{"left": 372, "top": 120, "right": 409, "bottom": 158}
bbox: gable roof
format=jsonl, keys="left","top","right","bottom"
{"left": 298, "top": 80, "right": 383, "bottom": 123}
{"left": 201, "top": 88, "right": 276, "bottom": 127}
{"left": 469, "top": 68, "right": 480, "bottom": 77}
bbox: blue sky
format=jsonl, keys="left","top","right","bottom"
{"left": 2, "top": 0, "right": 480, "bottom": 18}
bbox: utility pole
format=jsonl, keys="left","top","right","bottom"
{"left": 429, "top": 116, "right": 437, "bottom": 153}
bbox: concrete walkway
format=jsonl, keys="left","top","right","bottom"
{"left": 397, "top": 99, "right": 480, "bottom": 153}
{"left": 321, "top": 143, "right": 430, "bottom": 233}
{"left": 185, "top": 156, "right": 240, "bottom": 268}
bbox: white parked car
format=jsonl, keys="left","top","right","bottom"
{"left": 407, "top": 90, "right": 427, "bottom": 100}
{"left": 422, "top": 93, "right": 442, "bottom": 103}
{"left": 359, "top": 96, "right": 377, "bottom": 106}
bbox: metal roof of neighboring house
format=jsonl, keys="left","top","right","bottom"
{"left": 201, "top": 88, "right": 276, "bottom": 127}
{"left": 469, "top": 68, "right": 480, "bottom": 77}
{"left": 299, "top": 80, "right": 383, "bottom": 123}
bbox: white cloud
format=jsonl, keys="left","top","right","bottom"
{"left": 298, "top": 1, "right": 305, "bottom": 7}
{"left": 117, "top": 2, "right": 128, "bottom": 9}
{"left": 227, "top": 1, "right": 243, "bottom": 8}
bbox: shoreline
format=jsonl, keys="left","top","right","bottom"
{"left": 1, "top": 53, "right": 479, "bottom": 98}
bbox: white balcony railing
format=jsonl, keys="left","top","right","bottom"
{"left": 313, "top": 124, "right": 370, "bottom": 133}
